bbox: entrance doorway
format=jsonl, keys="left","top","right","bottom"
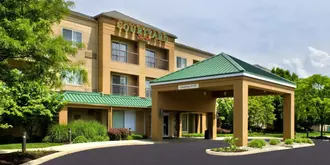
{"left": 163, "top": 113, "right": 169, "bottom": 137}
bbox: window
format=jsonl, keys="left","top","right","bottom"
{"left": 182, "top": 114, "right": 188, "bottom": 132}
{"left": 112, "top": 111, "right": 136, "bottom": 131}
{"left": 193, "top": 60, "right": 199, "bottom": 64}
{"left": 146, "top": 50, "right": 156, "bottom": 68}
{"left": 63, "top": 71, "right": 82, "bottom": 86}
{"left": 112, "top": 42, "right": 128, "bottom": 62}
{"left": 62, "top": 28, "right": 82, "bottom": 44}
{"left": 176, "top": 57, "right": 187, "bottom": 69}
{"left": 145, "top": 80, "right": 152, "bottom": 98}
{"left": 112, "top": 75, "right": 128, "bottom": 95}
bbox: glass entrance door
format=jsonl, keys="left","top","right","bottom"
{"left": 163, "top": 114, "right": 169, "bottom": 137}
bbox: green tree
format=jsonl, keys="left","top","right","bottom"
{"left": 1, "top": 70, "right": 65, "bottom": 140}
{"left": 271, "top": 67, "right": 299, "bottom": 82}
{"left": 248, "top": 96, "right": 276, "bottom": 129}
{"left": 296, "top": 74, "right": 330, "bottom": 136}
{"left": 271, "top": 67, "right": 299, "bottom": 132}
{"left": 0, "top": 0, "right": 87, "bottom": 87}
{"left": 217, "top": 98, "right": 234, "bottom": 129}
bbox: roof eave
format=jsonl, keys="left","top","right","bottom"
{"left": 150, "top": 72, "right": 296, "bottom": 89}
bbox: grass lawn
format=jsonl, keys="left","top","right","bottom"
{"left": 0, "top": 143, "right": 63, "bottom": 150}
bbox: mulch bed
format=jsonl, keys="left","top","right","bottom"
{"left": 0, "top": 151, "right": 57, "bottom": 165}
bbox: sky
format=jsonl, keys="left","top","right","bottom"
{"left": 72, "top": 0, "right": 330, "bottom": 78}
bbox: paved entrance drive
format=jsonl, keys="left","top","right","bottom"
{"left": 43, "top": 140, "right": 329, "bottom": 165}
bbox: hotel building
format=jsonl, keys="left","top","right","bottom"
{"left": 55, "top": 10, "right": 215, "bottom": 137}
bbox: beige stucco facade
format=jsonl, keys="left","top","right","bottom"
{"left": 53, "top": 11, "right": 213, "bottom": 138}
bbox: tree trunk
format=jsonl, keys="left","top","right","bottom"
{"left": 321, "top": 123, "right": 324, "bottom": 137}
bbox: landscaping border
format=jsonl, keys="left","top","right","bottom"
{"left": 206, "top": 143, "right": 315, "bottom": 156}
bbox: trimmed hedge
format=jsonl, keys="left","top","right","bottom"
{"left": 284, "top": 139, "right": 294, "bottom": 145}
{"left": 248, "top": 139, "right": 266, "bottom": 148}
{"left": 269, "top": 139, "right": 281, "bottom": 145}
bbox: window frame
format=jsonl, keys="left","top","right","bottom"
{"left": 111, "top": 41, "right": 128, "bottom": 62}
{"left": 112, "top": 75, "right": 128, "bottom": 95}
{"left": 176, "top": 56, "right": 187, "bottom": 69}
{"left": 146, "top": 49, "right": 156, "bottom": 68}
{"left": 62, "top": 28, "right": 83, "bottom": 44}
{"left": 63, "top": 71, "right": 83, "bottom": 86}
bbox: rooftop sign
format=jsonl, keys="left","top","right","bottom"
{"left": 116, "top": 20, "right": 168, "bottom": 42}
{"left": 178, "top": 84, "right": 199, "bottom": 90}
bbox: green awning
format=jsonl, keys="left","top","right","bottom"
{"left": 151, "top": 53, "right": 295, "bottom": 88}
{"left": 63, "top": 91, "right": 151, "bottom": 108}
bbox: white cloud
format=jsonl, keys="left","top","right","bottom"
{"left": 308, "top": 47, "right": 330, "bottom": 68}
{"left": 281, "top": 47, "right": 330, "bottom": 78}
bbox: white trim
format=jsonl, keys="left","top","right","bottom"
{"left": 151, "top": 72, "right": 296, "bottom": 88}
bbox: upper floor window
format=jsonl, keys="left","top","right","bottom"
{"left": 176, "top": 56, "right": 187, "bottom": 69}
{"left": 146, "top": 50, "right": 156, "bottom": 68}
{"left": 63, "top": 71, "right": 82, "bottom": 86}
{"left": 112, "top": 42, "right": 128, "bottom": 62}
{"left": 112, "top": 75, "right": 128, "bottom": 95}
{"left": 62, "top": 28, "right": 82, "bottom": 44}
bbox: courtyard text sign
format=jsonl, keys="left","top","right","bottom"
{"left": 116, "top": 20, "right": 168, "bottom": 42}
{"left": 178, "top": 84, "right": 199, "bottom": 90}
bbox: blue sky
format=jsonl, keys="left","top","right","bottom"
{"left": 72, "top": 0, "right": 330, "bottom": 78}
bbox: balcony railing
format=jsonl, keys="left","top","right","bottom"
{"left": 112, "top": 84, "right": 139, "bottom": 96}
{"left": 146, "top": 56, "right": 169, "bottom": 70}
{"left": 112, "top": 49, "right": 139, "bottom": 65}
{"left": 146, "top": 88, "right": 152, "bottom": 98}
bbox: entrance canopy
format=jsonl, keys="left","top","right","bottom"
{"left": 150, "top": 53, "right": 295, "bottom": 146}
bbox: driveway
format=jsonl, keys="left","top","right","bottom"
{"left": 42, "top": 139, "right": 329, "bottom": 165}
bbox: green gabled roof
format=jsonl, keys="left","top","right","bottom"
{"left": 151, "top": 53, "right": 295, "bottom": 87}
{"left": 63, "top": 91, "right": 151, "bottom": 108}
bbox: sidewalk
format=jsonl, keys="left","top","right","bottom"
{"left": 0, "top": 140, "right": 157, "bottom": 154}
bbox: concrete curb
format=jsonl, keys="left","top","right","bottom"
{"left": 20, "top": 140, "right": 158, "bottom": 165}
{"left": 205, "top": 143, "right": 315, "bottom": 156}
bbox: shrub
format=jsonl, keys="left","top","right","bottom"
{"left": 108, "top": 128, "right": 121, "bottom": 141}
{"left": 72, "top": 136, "right": 89, "bottom": 143}
{"left": 302, "top": 138, "right": 313, "bottom": 144}
{"left": 248, "top": 139, "right": 266, "bottom": 148}
{"left": 224, "top": 137, "right": 238, "bottom": 151}
{"left": 269, "top": 139, "right": 281, "bottom": 145}
{"left": 182, "top": 133, "right": 204, "bottom": 137}
{"left": 69, "top": 120, "right": 108, "bottom": 140}
{"left": 284, "top": 139, "right": 294, "bottom": 145}
{"left": 294, "top": 138, "right": 303, "bottom": 143}
{"left": 42, "top": 136, "right": 51, "bottom": 143}
{"left": 46, "top": 124, "right": 69, "bottom": 143}
{"left": 45, "top": 120, "right": 108, "bottom": 143}
{"left": 131, "top": 134, "right": 145, "bottom": 139}
{"left": 117, "top": 128, "right": 129, "bottom": 140}
{"left": 91, "top": 136, "right": 109, "bottom": 142}
{"left": 127, "top": 136, "right": 133, "bottom": 140}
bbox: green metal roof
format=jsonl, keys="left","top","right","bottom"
{"left": 63, "top": 91, "right": 151, "bottom": 108}
{"left": 151, "top": 53, "right": 295, "bottom": 87}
